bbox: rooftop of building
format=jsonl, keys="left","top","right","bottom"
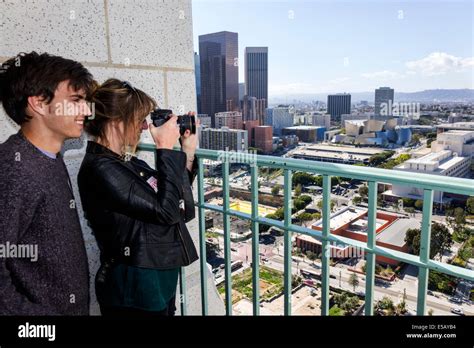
{"left": 396, "top": 149, "right": 468, "bottom": 172}
{"left": 376, "top": 217, "right": 421, "bottom": 247}
{"left": 283, "top": 126, "right": 326, "bottom": 130}
{"left": 437, "top": 122, "right": 474, "bottom": 129}
{"left": 304, "top": 144, "right": 385, "bottom": 155}
{"left": 300, "top": 206, "right": 412, "bottom": 248}
{"left": 312, "top": 206, "right": 367, "bottom": 231}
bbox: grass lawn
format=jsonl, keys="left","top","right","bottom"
{"left": 217, "top": 266, "right": 284, "bottom": 304}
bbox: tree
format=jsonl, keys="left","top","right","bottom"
{"left": 414, "top": 200, "right": 423, "bottom": 210}
{"left": 431, "top": 222, "right": 454, "bottom": 260}
{"left": 447, "top": 207, "right": 468, "bottom": 242}
{"left": 467, "top": 197, "right": 474, "bottom": 215}
{"left": 402, "top": 197, "right": 415, "bottom": 207}
{"left": 405, "top": 228, "right": 421, "bottom": 254}
{"left": 359, "top": 185, "right": 369, "bottom": 198}
{"left": 294, "top": 184, "right": 302, "bottom": 197}
{"left": 299, "top": 195, "right": 312, "bottom": 205}
{"left": 352, "top": 195, "right": 362, "bottom": 205}
{"left": 405, "top": 222, "right": 453, "bottom": 260}
{"left": 294, "top": 199, "right": 305, "bottom": 211}
{"left": 297, "top": 212, "right": 313, "bottom": 226}
{"left": 410, "top": 134, "right": 421, "bottom": 146}
{"left": 292, "top": 172, "right": 317, "bottom": 187}
{"left": 271, "top": 185, "right": 281, "bottom": 196}
{"left": 348, "top": 273, "right": 359, "bottom": 292}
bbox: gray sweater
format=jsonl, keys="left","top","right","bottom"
{"left": 0, "top": 131, "right": 89, "bottom": 315}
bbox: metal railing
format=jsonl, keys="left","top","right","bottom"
{"left": 138, "top": 143, "right": 474, "bottom": 316}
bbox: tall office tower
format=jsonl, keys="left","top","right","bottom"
{"left": 375, "top": 87, "right": 395, "bottom": 116}
{"left": 194, "top": 52, "right": 201, "bottom": 113}
{"left": 200, "top": 127, "right": 248, "bottom": 152}
{"left": 215, "top": 111, "right": 243, "bottom": 130}
{"left": 255, "top": 98, "right": 266, "bottom": 125}
{"left": 244, "top": 47, "right": 268, "bottom": 109}
{"left": 265, "top": 105, "right": 295, "bottom": 135}
{"left": 242, "top": 95, "right": 257, "bottom": 121}
{"left": 199, "top": 31, "right": 239, "bottom": 127}
{"left": 327, "top": 93, "right": 351, "bottom": 122}
{"left": 239, "top": 83, "right": 245, "bottom": 105}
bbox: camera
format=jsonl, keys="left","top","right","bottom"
{"left": 150, "top": 108, "right": 196, "bottom": 136}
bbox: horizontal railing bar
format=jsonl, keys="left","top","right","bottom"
{"left": 136, "top": 145, "right": 474, "bottom": 197}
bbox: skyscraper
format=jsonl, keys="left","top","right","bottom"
{"left": 244, "top": 47, "right": 268, "bottom": 109}
{"left": 199, "top": 31, "right": 239, "bottom": 127}
{"left": 242, "top": 95, "right": 257, "bottom": 121}
{"left": 239, "top": 83, "right": 245, "bottom": 104}
{"left": 327, "top": 94, "right": 351, "bottom": 122}
{"left": 194, "top": 52, "right": 201, "bottom": 114}
{"left": 375, "top": 87, "right": 395, "bottom": 116}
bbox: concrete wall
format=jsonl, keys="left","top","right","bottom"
{"left": 0, "top": 0, "right": 224, "bottom": 315}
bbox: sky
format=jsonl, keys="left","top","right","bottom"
{"left": 192, "top": 0, "right": 474, "bottom": 96}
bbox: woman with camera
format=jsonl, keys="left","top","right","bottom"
{"left": 78, "top": 78, "right": 199, "bottom": 316}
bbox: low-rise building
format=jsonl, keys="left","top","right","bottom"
{"left": 296, "top": 206, "right": 419, "bottom": 265}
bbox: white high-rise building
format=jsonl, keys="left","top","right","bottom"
{"left": 200, "top": 127, "right": 248, "bottom": 152}
{"left": 307, "top": 113, "right": 331, "bottom": 130}
{"left": 265, "top": 106, "right": 295, "bottom": 135}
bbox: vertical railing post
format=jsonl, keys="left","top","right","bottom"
{"left": 365, "top": 181, "right": 377, "bottom": 315}
{"left": 222, "top": 155, "right": 232, "bottom": 315}
{"left": 197, "top": 157, "right": 208, "bottom": 316}
{"left": 283, "top": 169, "right": 292, "bottom": 316}
{"left": 417, "top": 189, "right": 434, "bottom": 315}
{"left": 179, "top": 267, "right": 187, "bottom": 315}
{"left": 321, "top": 175, "right": 331, "bottom": 315}
{"left": 251, "top": 164, "right": 260, "bottom": 315}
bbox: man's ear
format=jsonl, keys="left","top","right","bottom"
{"left": 27, "top": 95, "right": 48, "bottom": 118}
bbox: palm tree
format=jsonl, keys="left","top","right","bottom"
{"left": 348, "top": 273, "right": 359, "bottom": 292}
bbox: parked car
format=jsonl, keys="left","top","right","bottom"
{"left": 450, "top": 307, "right": 464, "bottom": 316}
{"left": 449, "top": 297, "right": 462, "bottom": 304}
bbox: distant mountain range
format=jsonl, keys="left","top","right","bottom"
{"left": 269, "top": 89, "right": 474, "bottom": 104}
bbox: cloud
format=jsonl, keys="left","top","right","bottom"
{"left": 360, "top": 70, "right": 403, "bottom": 80}
{"left": 406, "top": 52, "right": 474, "bottom": 76}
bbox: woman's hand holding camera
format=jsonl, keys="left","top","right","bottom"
{"left": 149, "top": 115, "right": 180, "bottom": 150}
{"left": 180, "top": 112, "right": 199, "bottom": 171}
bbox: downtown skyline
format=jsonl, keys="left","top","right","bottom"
{"left": 192, "top": 0, "right": 473, "bottom": 97}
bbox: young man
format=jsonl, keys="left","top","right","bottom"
{"left": 0, "top": 52, "right": 94, "bottom": 315}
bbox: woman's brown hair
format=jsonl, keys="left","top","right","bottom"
{"left": 85, "top": 78, "right": 156, "bottom": 153}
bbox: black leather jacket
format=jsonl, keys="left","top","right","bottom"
{"left": 77, "top": 141, "right": 199, "bottom": 269}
